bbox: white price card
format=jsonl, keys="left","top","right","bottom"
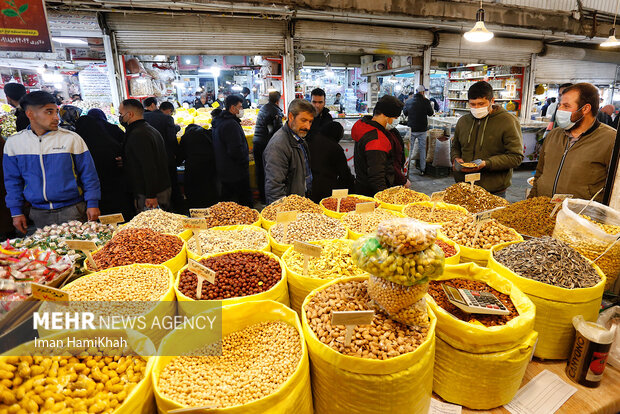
{"left": 332, "top": 189, "right": 349, "bottom": 199}
{"left": 189, "top": 209, "right": 208, "bottom": 218}
{"left": 188, "top": 259, "right": 216, "bottom": 285}
{"left": 504, "top": 370, "right": 577, "bottom": 414}
{"left": 464, "top": 173, "right": 481, "bottom": 183}
{"left": 276, "top": 211, "right": 298, "bottom": 223}
{"left": 98, "top": 213, "right": 124, "bottom": 225}
{"left": 182, "top": 218, "right": 209, "bottom": 230}
{"left": 429, "top": 398, "right": 462, "bottom": 414}
{"left": 31, "top": 283, "right": 70, "bottom": 303}
{"left": 550, "top": 194, "right": 573, "bottom": 204}
{"left": 293, "top": 241, "right": 322, "bottom": 258}
{"left": 474, "top": 206, "right": 505, "bottom": 224}
{"left": 355, "top": 202, "right": 375, "bottom": 214}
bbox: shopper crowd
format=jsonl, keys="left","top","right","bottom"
{"left": 1, "top": 80, "right": 616, "bottom": 236}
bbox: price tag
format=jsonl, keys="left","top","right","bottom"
{"left": 188, "top": 259, "right": 216, "bottom": 299}
{"left": 355, "top": 202, "right": 375, "bottom": 214}
{"left": 64, "top": 240, "right": 98, "bottom": 270}
{"left": 332, "top": 189, "right": 349, "bottom": 213}
{"left": 98, "top": 213, "right": 124, "bottom": 226}
{"left": 276, "top": 211, "right": 297, "bottom": 243}
{"left": 471, "top": 207, "right": 505, "bottom": 246}
{"left": 189, "top": 208, "right": 209, "bottom": 218}
{"left": 182, "top": 218, "right": 209, "bottom": 230}
{"left": 31, "top": 283, "right": 70, "bottom": 303}
{"left": 549, "top": 194, "right": 573, "bottom": 217}
{"left": 331, "top": 310, "right": 375, "bottom": 347}
{"left": 294, "top": 241, "right": 322, "bottom": 276}
{"left": 430, "top": 191, "right": 444, "bottom": 202}
{"left": 465, "top": 173, "right": 481, "bottom": 192}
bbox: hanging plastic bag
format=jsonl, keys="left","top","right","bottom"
{"left": 370, "top": 297, "right": 430, "bottom": 329}
{"left": 367, "top": 274, "right": 428, "bottom": 313}
{"left": 376, "top": 218, "right": 439, "bottom": 254}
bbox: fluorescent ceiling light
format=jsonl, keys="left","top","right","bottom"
{"left": 52, "top": 37, "right": 88, "bottom": 45}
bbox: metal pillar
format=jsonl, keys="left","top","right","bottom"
{"left": 522, "top": 54, "right": 536, "bottom": 124}
{"left": 283, "top": 34, "right": 295, "bottom": 112}
{"left": 102, "top": 33, "right": 121, "bottom": 108}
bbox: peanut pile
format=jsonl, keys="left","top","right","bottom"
{"left": 124, "top": 209, "right": 186, "bottom": 234}
{"left": 442, "top": 216, "right": 520, "bottom": 250}
{"left": 443, "top": 183, "right": 509, "bottom": 213}
{"left": 492, "top": 197, "right": 557, "bottom": 237}
{"left": 158, "top": 321, "right": 301, "bottom": 408}
{"left": 282, "top": 239, "right": 365, "bottom": 279}
{"left": 261, "top": 195, "right": 322, "bottom": 221}
{"left": 375, "top": 186, "right": 429, "bottom": 205}
{"left": 191, "top": 202, "right": 259, "bottom": 228}
{"left": 403, "top": 203, "right": 471, "bottom": 224}
{"left": 187, "top": 226, "right": 268, "bottom": 254}
{"left": 305, "top": 279, "right": 429, "bottom": 359}
{"left": 270, "top": 213, "right": 346, "bottom": 244}
{"left": 341, "top": 208, "right": 403, "bottom": 235}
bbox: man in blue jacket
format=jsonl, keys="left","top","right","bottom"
{"left": 212, "top": 95, "right": 252, "bottom": 207}
{"left": 3, "top": 91, "right": 101, "bottom": 234}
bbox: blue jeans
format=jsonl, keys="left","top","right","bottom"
{"left": 410, "top": 131, "right": 427, "bottom": 172}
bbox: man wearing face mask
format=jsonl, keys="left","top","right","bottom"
{"left": 451, "top": 81, "right": 524, "bottom": 197}
{"left": 212, "top": 94, "right": 252, "bottom": 207}
{"left": 264, "top": 99, "right": 315, "bottom": 204}
{"left": 530, "top": 83, "right": 615, "bottom": 202}
{"left": 352, "top": 95, "right": 404, "bottom": 196}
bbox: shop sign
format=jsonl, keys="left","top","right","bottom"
{"left": 0, "top": 0, "right": 52, "bottom": 52}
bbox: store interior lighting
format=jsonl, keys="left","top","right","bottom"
{"left": 231, "top": 84, "right": 243, "bottom": 91}
{"left": 600, "top": 0, "right": 620, "bottom": 47}
{"left": 463, "top": 0, "right": 494, "bottom": 42}
{"left": 51, "top": 37, "right": 88, "bottom": 45}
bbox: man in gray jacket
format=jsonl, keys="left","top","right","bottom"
{"left": 263, "top": 99, "right": 315, "bottom": 204}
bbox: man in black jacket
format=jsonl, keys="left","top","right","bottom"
{"left": 253, "top": 91, "right": 283, "bottom": 203}
{"left": 212, "top": 95, "right": 252, "bottom": 207}
{"left": 4, "top": 83, "right": 29, "bottom": 132}
{"left": 143, "top": 97, "right": 158, "bottom": 112}
{"left": 144, "top": 98, "right": 182, "bottom": 212}
{"left": 308, "top": 88, "right": 333, "bottom": 137}
{"left": 178, "top": 122, "right": 218, "bottom": 209}
{"left": 241, "top": 87, "right": 252, "bottom": 109}
{"left": 119, "top": 99, "right": 171, "bottom": 211}
{"left": 403, "top": 85, "right": 434, "bottom": 174}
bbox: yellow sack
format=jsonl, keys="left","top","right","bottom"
{"left": 426, "top": 263, "right": 536, "bottom": 353}
{"left": 175, "top": 250, "right": 289, "bottom": 318}
{"left": 433, "top": 331, "right": 538, "bottom": 409}
{"left": 1, "top": 329, "right": 157, "bottom": 414}
{"left": 302, "top": 276, "right": 437, "bottom": 414}
{"left": 344, "top": 209, "right": 406, "bottom": 240}
{"left": 437, "top": 235, "right": 461, "bottom": 265}
{"left": 281, "top": 239, "right": 367, "bottom": 314}
{"left": 152, "top": 300, "right": 313, "bottom": 414}
{"left": 401, "top": 201, "right": 470, "bottom": 224}
{"left": 489, "top": 242, "right": 606, "bottom": 360}
{"left": 186, "top": 225, "right": 270, "bottom": 261}
{"left": 438, "top": 230, "right": 523, "bottom": 267}
{"left": 319, "top": 194, "right": 376, "bottom": 219}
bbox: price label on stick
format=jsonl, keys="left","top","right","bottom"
{"left": 465, "top": 173, "right": 481, "bottom": 192}
{"left": 356, "top": 202, "right": 375, "bottom": 234}
{"left": 31, "top": 283, "right": 70, "bottom": 303}
{"left": 332, "top": 189, "right": 349, "bottom": 213}
{"left": 430, "top": 191, "right": 444, "bottom": 202}
{"left": 182, "top": 218, "right": 209, "bottom": 230}
{"left": 294, "top": 241, "right": 322, "bottom": 276}
{"left": 549, "top": 194, "right": 573, "bottom": 217}
{"left": 98, "top": 213, "right": 124, "bottom": 226}
{"left": 64, "top": 240, "right": 98, "bottom": 270}
{"left": 276, "top": 211, "right": 298, "bottom": 243}
{"left": 188, "top": 259, "right": 216, "bottom": 299}
{"left": 472, "top": 207, "right": 505, "bottom": 246}
{"left": 331, "top": 310, "right": 375, "bottom": 347}
{"left": 189, "top": 209, "right": 208, "bottom": 218}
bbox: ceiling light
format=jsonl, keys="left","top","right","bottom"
{"left": 210, "top": 65, "right": 220, "bottom": 78}
{"left": 600, "top": 0, "right": 620, "bottom": 47}
{"left": 185, "top": 59, "right": 191, "bottom": 64}
{"left": 51, "top": 37, "right": 88, "bottom": 45}
{"left": 464, "top": 1, "right": 494, "bottom": 43}
{"left": 231, "top": 85, "right": 242, "bottom": 91}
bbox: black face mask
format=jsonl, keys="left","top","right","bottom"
{"left": 119, "top": 114, "right": 128, "bottom": 128}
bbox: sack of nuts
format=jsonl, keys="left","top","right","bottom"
{"left": 376, "top": 218, "right": 439, "bottom": 255}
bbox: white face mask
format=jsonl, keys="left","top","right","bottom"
{"left": 386, "top": 118, "right": 399, "bottom": 130}
{"left": 556, "top": 106, "right": 584, "bottom": 130}
{"left": 470, "top": 106, "right": 490, "bottom": 119}
{"left": 236, "top": 108, "right": 244, "bottom": 119}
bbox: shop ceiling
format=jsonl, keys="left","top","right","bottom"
{"left": 46, "top": 0, "right": 618, "bottom": 45}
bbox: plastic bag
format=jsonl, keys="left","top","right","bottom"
{"left": 301, "top": 276, "right": 436, "bottom": 414}
{"left": 351, "top": 235, "right": 445, "bottom": 286}
{"left": 597, "top": 306, "right": 620, "bottom": 369}
{"left": 367, "top": 274, "right": 428, "bottom": 313}
{"left": 153, "top": 300, "right": 313, "bottom": 414}
{"left": 376, "top": 218, "right": 439, "bottom": 254}
{"left": 553, "top": 198, "right": 620, "bottom": 290}
{"left": 433, "top": 136, "right": 452, "bottom": 168}
{"left": 371, "top": 297, "right": 430, "bottom": 328}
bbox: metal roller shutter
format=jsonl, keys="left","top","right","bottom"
{"left": 534, "top": 57, "right": 618, "bottom": 84}
{"left": 293, "top": 20, "right": 433, "bottom": 56}
{"left": 433, "top": 33, "right": 542, "bottom": 66}
{"left": 106, "top": 13, "right": 286, "bottom": 55}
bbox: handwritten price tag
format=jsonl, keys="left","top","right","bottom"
{"left": 331, "top": 310, "right": 375, "bottom": 347}
{"left": 189, "top": 209, "right": 209, "bottom": 218}
{"left": 332, "top": 189, "right": 349, "bottom": 199}
{"left": 64, "top": 240, "right": 97, "bottom": 251}
{"left": 294, "top": 241, "right": 322, "bottom": 258}
{"left": 355, "top": 202, "right": 375, "bottom": 214}
{"left": 188, "top": 259, "right": 216, "bottom": 300}
{"left": 182, "top": 218, "right": 209, "bottom": 230}
{"left": 276, "top": 211, "right": 298, "bottom": 223}
{"left": 465, "top": 173, "right": 481, "bottom": 183}
{"left": 549, "top": 194, "right": 573, "bottom": 217}
{"left": 31, "top": 283, "right": 69, "bottom": 303}
{"left": 430, "top": 191, "right": 444, "bottom": 202}
{"left": 98, "top": 213, "right": 124, "bottom": 225}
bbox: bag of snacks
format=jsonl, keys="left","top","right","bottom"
{"left": 426, "top": 264, "right": 537, "bottom": 409}
{"left": 367, "top": 274, "right": 428, "bottom": 314}
{"left": 153, "top": 300, "right": 313, "bottom": 414}
{"left": 376, "top": 218, "right": 439, "bottom": 255}
{"left": 351, "top": 235, "right": 444, "bottom": 285}
{"left": 302, "top": 276, "right": 436, "bottom": 414}
{"left": 553, "top": 198, "right": 620, "bottom": 290}
{"left": 489, "top": 239, "right": 606, "bottom": 360}
{"left": 370, "top": 297, "right": 430, "bottom": 329}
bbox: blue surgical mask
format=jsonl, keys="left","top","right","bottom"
{"left": 556, "top": 106, "right": 584, "bottom": 130}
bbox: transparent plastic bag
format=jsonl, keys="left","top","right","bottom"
{"left": 370, "top": 297, "right": 430, "bottom": 329}
{"left": 367, "top": 274, "right": 428, "bottom": 313}
{"left": 351, "top": 235, "right": 445, "bottom": 286}
{"left": 376, "top": 218, "right": 439, "bottom": 255}
{"left": 597, "top": 306, "right": 620, "bottom": 369}
{"left": 553, "top": 199, "right": 620, "bottom": 290}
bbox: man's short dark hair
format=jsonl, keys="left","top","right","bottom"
{"left": 288, "top": 98, "right": 315, "bottom": 117}
{"left": 468, "top": 81, "right": 494, "bottom": 101}
{"left": 225, "top": 94, "right": 243, "bottom": 110}
{"left": 242, "top": 87, "right": 251, "bottom": 95}
{"left": 121, "top": 98, "right": 144, "bottom": 115}
{"left": 143, "top": 97, "right": 157, "bottom": 108}
{"left": 160, "top": 101, "right": 174, "bottom": 113}
{"left": 562, "top": 83, "right": 600, "bottom": 116}
{"left": 4, "top": 83, "right": 27, "bottom": 101}
{"left": 373, "top": 95, "right": 404, "bottom": 117}
{"left": 268, "top": 91, "right": 281, "bottom": 104}
{"left": 20, "top": 91, "right": 56, "bottom": 111}
{"left": 311, "top": 88, "right": 326, "bottom": 98}
{"left": 336, "top": 93, "right": 341, "bottom": 96}
{"left": 559, "top": 83, "right": 573, "bottom": 92}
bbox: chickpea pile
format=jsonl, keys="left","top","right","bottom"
{"left": 305, "top": 280, "right": 429, "bottom": 359}
{"left": 283, "top": 239, "right": 365, "bottom": 279}
{"left": 123, "top": 209, "right": 186, "bottom": 235}
{"left": 158, "top": 321, "right": 301, "bottom": 408}
{"left": 441, "top": 216, "right": 520, "bottom": 250}
{"left": 0, "top": 351, "right": 146, "bottom": 414}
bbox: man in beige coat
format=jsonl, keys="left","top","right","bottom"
{"left": 530, "top": 83, "right": 615, "bottom": 203}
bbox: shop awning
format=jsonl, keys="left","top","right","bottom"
{"left": 534, "top": 57, "right": 619, "bottom": 85}
{"left": 293, "top": 20, "right": 433, "bottom": 56}
{"left": 106, "top": 13, "right": 287, "bottom": 55}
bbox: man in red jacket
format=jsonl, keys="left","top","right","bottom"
{"left": 352, "top": 95, "right": 404, "bottom": 196}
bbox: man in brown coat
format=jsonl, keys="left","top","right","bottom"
{"left": 530, "top": 83, "right": 615, "bottom": 202}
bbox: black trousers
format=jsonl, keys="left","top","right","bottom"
{"left": 220, "top": 175, "right": 253, "bottom": 208}
{"left": 253, "top": 142, "right": 267, "bottom": 203}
